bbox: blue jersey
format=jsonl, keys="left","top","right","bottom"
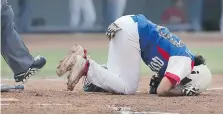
{"left": 131, "top": 14, "right": 195, "bottom": 77}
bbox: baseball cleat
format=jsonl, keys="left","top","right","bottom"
{"left": 14, "top": 56, "right": 46, "bottom": 83}
{"left": 56, "top": 44, "right": 87, "bottom": 76}
{"left": 82, "top": 64, "right": 107, "bottom": 92}
{"left": 83, "top": 82, "right": 107, "bottom": 93}
{"left": 67, "top": 55, "right": 89, "bottom": 91}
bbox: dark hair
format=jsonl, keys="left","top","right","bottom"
{"left": 194, "top": 55, "right": 206, "bottom": 66}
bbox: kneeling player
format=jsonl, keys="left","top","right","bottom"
{"left": 56, "top": 14, "right": 212, "bottom": 96}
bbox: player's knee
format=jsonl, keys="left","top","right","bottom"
{"left": 123, "top": 88, "right": 137, "bottom": 95}
{"left": 123, "top": 84, "right": 137, "bottom": 95}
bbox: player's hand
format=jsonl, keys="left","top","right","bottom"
{"left": 181, "top": 84, "right": 199, "bottom": 96}
{"left": 105, "top": 23, "right": 122, "bottom": 40}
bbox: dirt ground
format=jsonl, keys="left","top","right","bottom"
{"left": 1, "top": 33, "right": 223, "bottom": 114}
{"left": 1, "top": 75, "right": 223, "bottom": 114}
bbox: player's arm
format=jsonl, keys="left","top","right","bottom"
{"left": 156, "top": 56, "right": 198, "bottom": 96}
{"left": 157, "top": 76, "right": 183, "bottom": 96}
{"left": 149, "top": 74, "right": 182, "bottom": 96}
{"left": 157, "top": 76, "right": 199, "bottom": 96}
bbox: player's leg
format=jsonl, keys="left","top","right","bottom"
{"left": 81, "top": 0, "right": 96, "bottom": 28}
{"left": 1, "top": 2, "right": 46, "bottom": 82}
{"left": 85, "top": 16, "right": 141, "bottom": 94}
{"left": 69, "top": 0, "right": 81, "bottom": 28}
{"left": 1, "top": 3, "right": 34, "bottom": 74}
{"left": 62, "top": 16, "right": 141, "bottom": 94}
{"left": 106, "top": 0, "right": 127, "bottom": 23}
{"left": 221, "top": 0, "right": 223, "bottom": 33}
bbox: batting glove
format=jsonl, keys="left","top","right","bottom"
{"left": 181, "top": 84, "right": 199, "bottom": 96}
{"left": 105, "top": 23, "right": 122, "bottom": 40}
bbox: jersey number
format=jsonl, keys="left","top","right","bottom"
{"left": 148, "top": 56, "right": 164, "bottom": 73}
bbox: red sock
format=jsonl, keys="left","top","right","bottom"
{"left": 84, "top": 60, "right": 90, "bottom": 76}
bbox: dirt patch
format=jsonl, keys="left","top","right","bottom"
{"left": 1, "top": 75, "right": 223, "bottom": 114}
{"left": 21, "top": 34, "right": 109, "bottom": 51}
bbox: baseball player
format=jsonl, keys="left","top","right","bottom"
{"left": 1, "top": 0, "right": 46, "bottom": 83}
{"left": 57, "top": 14, "right": 212, "bottom": 96}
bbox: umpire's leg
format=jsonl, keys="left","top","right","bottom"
{"left": 1, "top": 2, "right": 34, "bottom": 74}
{"left": 221, "top": 0, "right": 223, "bottom": 33}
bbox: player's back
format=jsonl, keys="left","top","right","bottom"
{"left": 131, "top": 14, "right": 195, "bottom": 76}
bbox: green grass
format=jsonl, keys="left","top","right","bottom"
{"left": 190, "top": 47, "right": 223, "bottom": 74}
{"left": 1, "top": 47, "right": 223, "bottom": 79}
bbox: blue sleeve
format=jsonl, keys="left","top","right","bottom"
{"left": 132, "top": 14, "right": 156, "bottom": 30}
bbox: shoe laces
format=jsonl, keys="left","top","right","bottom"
{"left": 82, "top": 76, "right": 91, "bottom": 86}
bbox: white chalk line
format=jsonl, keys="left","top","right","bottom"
{"left": 1, "top": 98, "right": 71, "bottom": 106}
{"left": 0, "top": 103, "right": 10, "bottom": 106}
{"left": 147, "top": 111, "right": 179, "bottom": 114}
{"left": 35, "top": 103, "right": 72, "bottom": 106}
{"left": 1, "top": 98, "right": 19, "bottom": 102}
{"left": 207, "top": 87, "right": 223, "bottom": 90}
{"left": 108, "top": 105, "right": 178, "bottom": 114}
{"left": 1, "top": 78, "right": 64, "bottom": 81}
{"left": 1, "top": 103, "right": 72, "bottom": 106}
{"left": 1, "top": 98, "right": 19, "bottom": 106}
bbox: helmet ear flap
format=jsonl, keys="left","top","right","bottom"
{"left": 191, "top": 70, "right": 200, "bottom": 74}
{"left": 187, "top": 65, "right": 212, "bottom": 93}
{"left": 191, "top": 71, "right": 196, "bottom": 74}
{"left": 194, "top": 55, "right": 206, "bottom": 66}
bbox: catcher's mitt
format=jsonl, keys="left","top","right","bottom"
{"left": 56, "top": 44, "right": 86, "bottom": 77}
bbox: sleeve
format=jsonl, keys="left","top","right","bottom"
{"left": 164, "top": 56, "right": 193, "bottom": 86}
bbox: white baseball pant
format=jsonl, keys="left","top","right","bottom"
{"left": 86, "top": 16, "right": 141, "bottom": 94}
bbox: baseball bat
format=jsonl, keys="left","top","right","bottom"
{"left": 1, "top": 84, "right": 24, "bottom": 92}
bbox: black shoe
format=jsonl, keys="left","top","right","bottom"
{"left": 83, "top": 83, "right": 108, "bottom": 92}
{"left": 14, "top": 56, "right": 46, "bottom": 83}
